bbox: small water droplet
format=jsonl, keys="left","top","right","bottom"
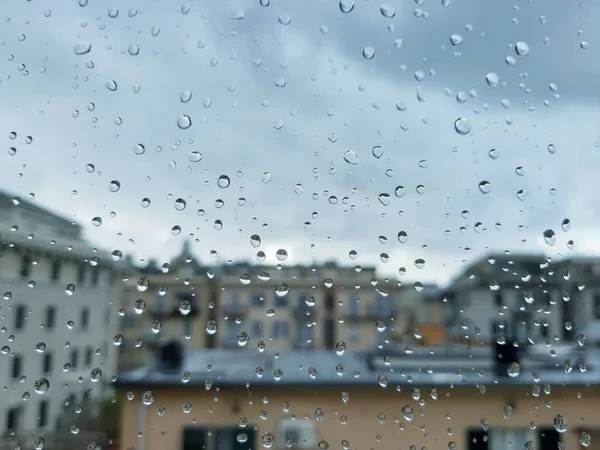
{"left": 543, "top": 229, "right": 556, "bottom": 246}
{"left": 478, "top": 181, "right": 492, "bottom": 194}
{"left": 74, "top": 42, "right": 92, "bottom": 55}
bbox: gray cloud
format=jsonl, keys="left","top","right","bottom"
{"left": 0, "top": 0, "right": 598, "bottom": 286}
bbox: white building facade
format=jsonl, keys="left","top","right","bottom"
{"left": 0, "top": 193, "right": 122, "bottom": 434}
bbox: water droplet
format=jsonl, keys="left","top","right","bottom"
{"left": 485, "top": 73, "right": 499, "bottom": 88}
{"left": 515, "top": 166, "right": 525, "bottom": 176}
{"left": 553, "top": 414, "right": 567, "bottom": 433}
{"left": 294, "top": 184, "right": 304, "bottom": 195}
{"left": 174, "top": 198, "right": 187, "bottom": 211}
{"left": 276, "top": 249, "right": 288, "bottom": 261}
{"left": 398, "top": 231, "right": 408, "bottom": 243}
{"left": 450, "top": 34, "right": 463, "bottom": 45}
{"left": 372, "top": 146, "right": 384, "bottom": 158}
{"left": 141, "top": 198, "right": 151, "bottom": 208}
{"left": 277, "top": 14, "right": 291, "bottom": 25}
{"left": 34, "top": 437, "right": 45, "bottom": 450}
{"left": 562, "top": 219, "right": 571, "bottom": 232}
{"left": 547, "top": 144, "right": 556, "bottom": 154}
{"left": 74, "top": 42, "right": 92, "bottom": 55}
{"left": 262, "top": 172, "right": 272, "bottom": 184}
{"left": 35, "top": 342, "right": 46, "bottom": 353}
{"left": 343, "top": 150, "right": 359, "bottom": 165}
{"left": 111, "top": 250, "right": 123, "bottom": 261}
{"left": 109, "top": 180, "right": 121, "bottom": 192}
{"left": 515, "top": 41, "right": 530, "bottom": 56}
{"left": 206, "top": 320, "right": 218, "bottom": 335}
{"left": 188, "top": 151, "right": 202, "bottom": 162}
{"left": 488, "top": 149, "right": 499, "bottom": 160}
{"left": 414, "top": 258, "right": 425, "bottom": 269}
{"left": 128, "top": 44, "right": 140, "bottom": 56}
{"left": 378, "top": 193, "right": 391, "bottom": 206}
{"left": 142, "top": 391, "right": 154, "bottom": 406}
{"left": 362, "top": 46, "right": 375, "bottom": 59}
{"left": 217, "top": 175, "right": 231, "bottom": 188}
{"left": 108, "top": 7, "right": 119, "bottom": 18}
{"left": 177, "top": 114, "right": 192, "bottom": 129}
{"left": 250, "top": 235, "right": 262, "bottom": 248}
{"left": 402, "top": 405, "right": 414, "bottom": 421}
{"left": 339, "top": 0, "right": 355, "bottom": 13}
{"left": 543, "top": 229, "right": 556, "bottom": 246}
{"left": 478, "top": 181, "right": 491, "bottom": 194}
{"left": 106, "top": 80, "right": 118, "bottom": 91}
{"left": 90, "top": 367, "right": 102, "bottom": 382}
{"left": 380, "top": 5, "right": 395, "bottom": 17}
{"left": 180, "top": 90, "right": 192, "bottom": 103}
{"left": 579, "top": 432, "right": 591, "bottom": 448}
{"left": 454, "top": 117, "right": 471, "bottom": 135}
{"left": 336, "top": 340, "right": 346, "bottom": 355}
{"left": 395, "top": 186, "right": 405, "bottom": 198}
{"left": 507, "top": 362, "right": 520, "bottom": 378}
{"left": 33, "top": 378, "right": 50, "bottom": 394}
{"left": 65, "top": 284, "right": 75, "bottom": 296}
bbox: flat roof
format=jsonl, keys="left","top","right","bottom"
{"left": 116, "top": 344, "right": 600, "bottom": 389}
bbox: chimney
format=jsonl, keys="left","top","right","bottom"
{"left": 494, "top": 338, "right": 520, "bottom": 378}
{"left": 156, "top": 340, "right": 185, "bottom": 372}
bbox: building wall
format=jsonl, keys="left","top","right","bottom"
{"left": 0, "top": 243, "right": 121, "bottom": 432}
{"left": 119, "top": 386, "right": 600, "bottom": 450}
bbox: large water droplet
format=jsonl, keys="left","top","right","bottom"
{"left": 362, "top": 46, "right": 375, "bottom": 59}
{"left": 34, "top": 378, "right": 50, "bottom": 394}
{"left": 485, "top": 73, "right": 499, "bottom": 88}
{"left": 343, "top": 150, "right": 359, "bottom": 165}
{"left": 454, "top": 117, "right": 471, "bottom": 135}
{"left": 74, "top": 42, "right": 92, "bottom": 55}
{"left": 543, "top": 229, "right": 556, "bottom": 246}
{"left": 217, "top": 175, "right": 231, "bottom": 188}
{"left": 515, "top": 41, "right": 530, "bottom": 56}
{"left": 177, "top": 114, "right": 192, "bottom": 129}
{"left": 109, "top": 180, "right": 121, "bottom": 192}
{"left": 339, "top": 0, "right": 355, "bottom": 13}
{"left": 478, "top": 181, "right": 492, "bottom": 194}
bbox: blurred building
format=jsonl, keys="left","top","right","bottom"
{"left": 116, "top": 341, "right": 600, "bottom": 450}
{"left": 0, "top": 192, "right": 122, "bottom": 434}
{"left": 117, "top": 242, "right": 441, "bottom": 371}
{"left": 442, "top": 253, "right": 600, "bottom": 345}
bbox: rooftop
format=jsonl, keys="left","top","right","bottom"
{"left": 116, "top": 342, "right": 600, "bottom": 389}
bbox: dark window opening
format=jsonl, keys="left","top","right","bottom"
{"left": 538, "top": 428, "right": 560, "bottom": 450}
{"left": 14, "top": 304, "right": 27, "bottom": 330}
{"left": 493, "top": 291, "right": 503, "bottom": 307}
{"left": 42, "top": 352, "right": 53, "bottom": 374}
{"left": 81, "top": 307, "right": 90, "bottom": 330}
{"left": 70, "top": 349, "right": 79, "bottom": 369}
{"left": 50, "top": 260, "right": 61, "bottom": 282}
{"left": 84, "top": 347, "right": 93, "bottom": 366}
{"left": 11, "top": 355, "right": 23, "bottom": 379}
{"left": 20, "top": 253, "right": 32, "bottom": 278}
{"left": 325, "top": 293, "right": 335, "bottom": 311}
{"left": 38, "top": 400, "right": 48, "bottom": 428}
{"left": 91, "top": 267, "right": 99, "bottom": 286}
{"left": 77, "top": 263, "right": 86, "bottom": 284}
{"left": 45, "top": 306, "right": 56, "bottom": 329}
{"left": 6, "top": 408, "right": 20, "bottom": 432}
{"left": 467, "top": 430, "right": 489, "bottom": 450}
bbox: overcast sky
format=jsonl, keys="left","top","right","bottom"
{"left": 0, "top": 0, "right": 598, "bottom": 286}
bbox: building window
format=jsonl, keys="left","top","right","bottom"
{"left": 50, "top": 260, "right": 61, "bottom": 282}
{"left": 349, "top": 325, "right": 359, "bottom": 343}
{"left": 183, "top": 318, "right": 192, "bottom": 337}
{"left": 38, "top": 400, "right": 49, "bottom": 428}
{"left": 45, "top": 306, "right": 56, "bottom": 329}
{"left": 11, "top": 355, "right": 23, "bottom": 379}
{"left": 273, "top": 321, "right": 289, "bottom": 339}
{"left": 349, "top": 295, "right": 359, "bottom": 317}
{"left": 70, "top": 349, "right": 79, "bottom": 369}
{"left": 91, "top": 267, "right": 99, "bottom": 286}
{"left": 81, "top": 307, "right": 90, "bottom": 330}
{"left": 42, "top": 352, "right": 53, "bottom": 374}
{"left": 14, "top": 304, "right": 27, "bottom": 330}
{"left": 77, "top": 263, "right": 86, "bottom": 284}
{"left": 493, "top": 291, "right": 503, "bottom": 307}
{"left": 295, "top": 322, "right": 311, "bottom": 348}
{"left": 275, "top": 294, "right": 288, "bottom": 308}
{"left": 223, "top": 321, "right": 238, "bottom": 347}
{"left": 6, "top": 407, "right": 21, "bottom": 431}
{"left": 20, "top": 253, "right": 32, "bottom": 278}
{"left": 84, "top": 347, "right": 93, "bottom": 366}
{"left": 252, "top": 321, "right": 263, "bottom": 338}
{"left": 251, "top": 294, "right": 263, "bottom": 307}
{"left": 594, "top": 292, "right": 600, "bottom": 319}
